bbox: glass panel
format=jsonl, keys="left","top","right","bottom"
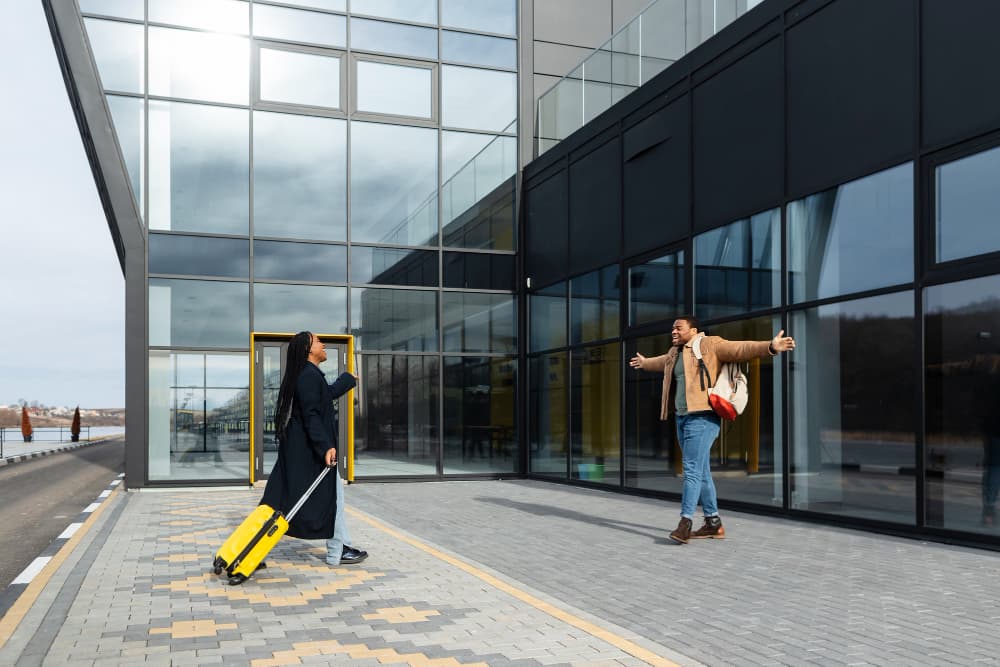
{"left": 441, "top": 0, "right": 516, "bottom": 36}
{"left": 260, "top": 344, "right": 283, "bottom": 474}
{"left": 443, "top": 356, "right": 517, "bottom": 473}
{"left": 355, "top": 354, "right": 438, "bottom": 476}
{"left": 441, "top": 293, "right": 515, "bottom": 353}
{"left": 694, "top": 208, "right": 780, "bottom": 320}
{"left": 79, "top": 0, "right": 143, "bottom": 20}
{"left": 704, "top": 316, "right": 784, "bottom": 506}
{"left": 148, "top": 0, "right": 249, "bottom": 33}
{"left": 629, "top": 251, "right": 685, "bottom": 327}
{"left": 349, "top": 17, "right": 437, "bottom": 60}
{"left": 442, "top": 66, "right": 516, "bottom": 132}
{"left": 149, "top": 101, "right": 249, "bottom": 234}
{"left": 148, "top": 27, "right": 249, "bottom": 104}
{"left": 83, "top": 19, "right": 144, "bottom": 93}
{"left": 529, "top": 352, "right": 568, "bottom": 477}
{"left": 442, "top": 252, "right": 514, "bottom": 290}
{"left": 106, "top": 95, "right": 144, "bottom": 214}
{"left": 253, "top": 4, "right": 346, "bottom": 47}
{"left": 253, "top": 240, "right": 346, "bottom": 283}
{"left": 789, "top": 291, "right": 916, "bottom": 524}
{"left": 351, "top": 287, "right": 437, "bottom": 351}
{"left": 441, "top": 132, "right": 516, "bottom": 250}
{"left": 925, "top": 274, "right": 1000, "bottom": 534}
{"left": 253, "top": 111, "right": 346, "bottom": 241}
{"left": 529, "top": 282, "right": 566, "bottom": 352}
{"left": 936, "top": 145, "right": 1000, "bottom": 263}
{"left": 149, "top": 279, "right": 249, "bottom": 347}
{"left": 537, "top": 66, "right": 583, "bottom": 150}
{"left": 355, "top": 61, "right": 432, "bottom": 118}
{"left": 571, "top": 342, "right": 621, "bottom": 485}
{"left": 441, "top": 31, "right": 516, "bottom": 69}
{"left": 350, "top": 0, "right": 436, "bottom": 24}
{"left": 624, "top": 333, "right": 675, "bottom": 492}
{"left": 788, "top": 162, "right": 913, "bottom": 303}
{"left": 638, "top": 0, "right": 684, "bottom": 83}
{"left": 253, "top": 283, "right": 348, "bottom": 334}
{"left": 570, "top": 266, "right": 620, "bottom": 344}
{"left": 267, "top": 0, "right": 345, "bottom": 12}
{"left": 350, "top": 121, "right": 438, "bottom": 246}
{"left": 149, "top": 351, "right": 250, "bottom": 481}
{"left": 350, "top": 247, "right": 437, "bottom": 286}
{"left": 259, "top": 48, "right": 341, "bottom": 109}
{"left": 149, "top": 234, "right": 249, "bottom": 277}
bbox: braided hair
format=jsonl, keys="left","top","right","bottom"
{"left": 275, "top": 331, "right": 313, "bottom": 442}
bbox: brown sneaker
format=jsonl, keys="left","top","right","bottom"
{"left": 690, "top": 516, "right": 725, "bottom": 539}
{"left": 669, "top": 517, "right": 692, "bottom": 544}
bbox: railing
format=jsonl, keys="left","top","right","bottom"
{"left": 536, "top": 0, "right": 761, "bottom": 155}
{"left": 0, "top": 426, "right": 93, "bottom": 458}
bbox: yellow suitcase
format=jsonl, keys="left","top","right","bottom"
{"left": 213, "top": 467, "right": 331, "bottom": 585}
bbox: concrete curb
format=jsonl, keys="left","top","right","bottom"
{"left": 0, "top": 435, "right": 122, "bottom": 468}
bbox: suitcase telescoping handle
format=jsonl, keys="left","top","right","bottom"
{"left": 284, "top": 465, "right": 332, "bottom": 522}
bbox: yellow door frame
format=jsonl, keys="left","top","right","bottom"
{"left": 249, "top": 332, "right": 357, "bottom": 484}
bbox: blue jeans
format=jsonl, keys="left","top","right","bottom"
{"left": 676, "top": 412, "right": 721, "bottom": 519}
{"left": 325, "top": 469, "right": 351, "bottom": 564}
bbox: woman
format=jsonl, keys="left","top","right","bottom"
{"left": 259, "top": 331, "right": 365, "bottom": 564}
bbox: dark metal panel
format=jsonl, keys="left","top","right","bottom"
{"left": 921, "top": 0, "right": 1000, "bottom": 150}
{"left": 568, "top": 137, "right": 621, "bottom": 274}
{"left": 692, "top": 37, "right": 783, "bottom": 231}
{"left": 525, "top": 170, "right": 569, "bottom": 287}
{"left": 786, "top": 0, "right": 916, "bottom": 198}
{"left": 42, "top": 0, "right": 147, "bottom": 489}
{"left": 622, "top": 96, "right": 690, "bottom": 258}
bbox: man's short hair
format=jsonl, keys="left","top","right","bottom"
{"left": 675, "top": 314, "right": 699, "bottom": 330}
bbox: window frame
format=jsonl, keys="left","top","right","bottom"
{"left": 350, "top": 53, "right": 439, "bottom": 126}
{"left": 252, "top": 41, "right": 348, "bottom": 117}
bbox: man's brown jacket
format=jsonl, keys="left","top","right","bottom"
{"left": 638, "top": 333, "right": 774, "bottom": 420}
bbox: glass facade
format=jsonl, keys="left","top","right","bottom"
{"left": 84, "top": 1, "right": 517, "bottom": 481}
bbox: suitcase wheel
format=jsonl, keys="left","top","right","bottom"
{"left": 228, "top": 573, "right": 248, "bottom": 586}
{"left": 212, "top": 556, "right": 225, "bottom": 576}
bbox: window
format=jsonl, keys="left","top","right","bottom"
{"left": 148, "top": 101, "right": 249, "bottom": 235}
{"left": 694, "top": 208, "right": 780, "bottom": 319}
{"left": 350, "top": 247, "right": 437, "bottom": 286}
{"left": 350, "top": 121, "right": 438, "bottom": 246}
{"left": 148, "top": 0, "right": 249, "bottom": 33}
{"left": 441, "top": 0, "right": 516, "bottom": 36}
{"left": 789, "top": 291, "right": 916, "bottom": 524}
{"left": 350, "top": 0, "right": 435, "bottom": 24}
{"left": 628, "top": 250, "right": 685, "bottom": 327}
{"left": 441, "top": 292, "right": 515, "bottom": 353}
{"left": 530, "top": 282, "right": 567, "bottom": 352}
{"left": 79, "top": 0, "right": 143, "bottom": 20}
{"left": 441, "top": 132, "right": 516, "bottom": 250}
{"left": 935, "top": 144, "right": 1000, "bottom": 263}
{"left": 258, "top": 47, "right": 342, "bottom": 109}
{"left": 253, "top": 240, "right": 346, "bottom": 283}
{"left": 253, "top": 4, "right": 346, "bottom": 47}
{"left": 570, "top": 266, "right": 620, "bottom": 344}
{"left": 148, "top": 27, "right": 248, "bottom": 104}
{"left": 442, "top": 31, "right": 516, "bottom": 70}
{"left": 149, "top": 279, "right": 249, "bottom": 348}
{"left": 442, "top": 252, "right": 514, "bottom": 290}
{"left": 529, "top": 352, "right": 569, "bottom": 477}
{"left": 441, "top": 66, "right": 516, "bottom": 132}
{"left": 570, "top": 342, "right": 621, "bottom": 485}
{"left": 350, "top": 288, "right": 437, "bottom": 351}
{"left": 443, "top": 356, "right": 516, "bottom": 473}
{"left": 253, "top": 111, "right": 346, "bottom": 241}
{"left": 149, "top": 234, "right": 249, "bottom": 278}
{"left": 355, "top": 59, "right": 433, "bottom": 119}
{"left": 83, "top": 19, "right": 144, "bottom": 93}
{"left": 349, "top": 17, "right": 437, "bottom": 59}
{"left": 106, "top": 95, "right": 144, "bottom": 214}
{"left": 788, "top": 163, "right": 913, "bottom": 303}
{"left": 253, "top": 283, "right": 347, "bottom": 334}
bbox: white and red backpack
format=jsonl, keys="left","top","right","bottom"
{"left": 691, "top": 335, "right": 749, "bottom": 421}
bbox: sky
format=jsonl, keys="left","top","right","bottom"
{"left": 0, "top": 0, "right": 125, "bottom": 408}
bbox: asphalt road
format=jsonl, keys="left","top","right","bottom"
{"left": 0, "top": 437, "right": 124, "bottom": 589}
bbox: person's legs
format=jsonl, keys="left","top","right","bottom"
{"left": 325, "top": 469, "right": 350, "bottom": 565}
{"left": 676, "top": 415, "right": 700, "bottom": 520}
{"left": 698, "top": 415, "right": 720, "bottom": 517}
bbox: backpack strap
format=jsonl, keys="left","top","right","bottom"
{"left": 690, "top": 335, "right": 712, "bottom": 392}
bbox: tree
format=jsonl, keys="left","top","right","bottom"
{"left": 71, "top": 406, "right": 81, "bottom": 442}
{"left": 20, "top": 407, "right": 32, "bottom": 443}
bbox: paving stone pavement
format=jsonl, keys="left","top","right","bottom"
{"left": 0, "top": 484, "right": 699, "bottom": 667}
{"left": 346, "top": 480, "right": 1000, "bottom": 667}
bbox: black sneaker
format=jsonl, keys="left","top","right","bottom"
{"left": 340, "top": 546, "right": 368, "bottom": 565}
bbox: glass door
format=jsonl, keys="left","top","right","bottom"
{"left": 253, "top": 338, "right": 351, "bottom": 481}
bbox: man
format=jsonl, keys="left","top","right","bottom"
{"left": 261, "top": 331, "right": 368, "bottom": 567}
{"left": 629, "top": 316, "right": 795, "bottom": 544}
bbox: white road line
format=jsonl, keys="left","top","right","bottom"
{"left": 12, "top": 557, "right": 51, "bottom": 585}
{"left": 98, "top": 490, "right": 111, "bottom": 498}
{"left": 110, "top": 480, "right": 121, "bottom": 486}
{"left": 58, "top": 523, "right": 83, "bottom": 539}
{"left": 82, "top": 503, "right": 100, "bottom": 513}
{"left": 117, "top": 473, "right": 124, "bottom": 478}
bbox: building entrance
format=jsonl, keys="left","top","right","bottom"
{"left": 251, "top": 333, "right": 356, "bottom": 483}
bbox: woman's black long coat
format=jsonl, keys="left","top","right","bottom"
{"left": 260, "top": 363, "right": 356, "bottom": 539}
